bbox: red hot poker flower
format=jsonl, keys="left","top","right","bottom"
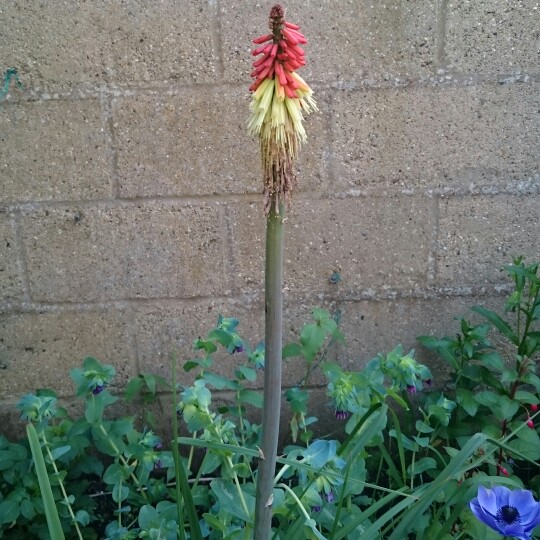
{"left": 247, "top": 4, "right": 317, "bottom": 214}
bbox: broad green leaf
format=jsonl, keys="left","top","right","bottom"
{"left": 300, "top": 324, "right": 327, "bottom": 362}
{"left": 417, "top": 336, "right": 459, "bottom": 369}
{"left": 103, "top": 463, "right": 130, "bottom": 485}
{"left": 408, "top": 457, "right": 437, "bottom": 476}
{"left": 238, "top": 389, "right": 263, "bottom": 408}
{"left": 0, "top": 450, "right": 18, "bottom": 470}
{"left": 303, "top": 439, "right": 337, "bottom": 468}
{"left": 49, "top": 445, "right": 71, "bottom": 461}
{"left": 509, "top": 428, "right": 540, "bottom": 460}
{"left": 20, "top": 499, "right": 36, "bottom": 520}
{"left": 237, "top": 366, "right": 257, "bottom": 382}
{"left": 202, "top": 372, "right": 238, "bottom": 390}
{"left": 85, "top": 391, "right": 117, "bottom": 424}
{"left": 412, "top": 436, "right": 430, "bottom": 448}
{"left": 415, "top": 420, "right": 434, "bottom": 434}
{"left": 282, "top": 342, "right": 302, "bottom": 358}
{"left": 478, "top": 351, "right": 505, "bottom": 372}
{"left": 389, "top": 429, "right": 418, "bottom": 452}
{"left": 124, "top": 377, "right": 144, "bottom": 401}
{"left": 0, "top": 500, "right": 20, "bottom": 525}
{"left": 498, "top": 396, "right": 520, "bottom": 420}
{"left": 210, "top": 480, "right": 254, "bottom": 522}
{"left": 514, "top": 390, "right": 539, "bottom": 405}
{"left": 75, "top": 509, "right": 90, "bottom": 526}
{"left": 112, "top": 484, "right": 129, "bottom": 503}
{"left": 474, "top": 391, "right": 500, "bottom": 407}
{"left": 138, "top": 504, "right": 159, "bottom": 530}
{"left": 456, "top": 388, "right": 479, "bottom": 417}
{"left": 203, "top": 513, "right": 227, "bottom": 533}
{"left": 471, "top": 306, "right": 518, "bottom": 344}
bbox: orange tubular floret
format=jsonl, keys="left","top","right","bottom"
{"left": 256, "top": 64, "right": 274, "bottom": 81}
{"left": 275, "top": 62, "right": 288, "bottom": 86}
{"left": 282, "top": 28, "right": 299, "bottom": 45}
{"left": 249, "top": 79, "right": 262, "bottom": 91}
{"left": 253, "top": 33, "right": 273, "bottom": 44}
{"left": 275, "top": 77, "right": 285, "bottom": 100}
{"left": 253, "top": 54, "right": 269, "bottom": 67}
{"left": 288, "top": 43, "right": 305, "bottom": 57}
{"left": 286, "top": 28, "right": 308, "bottom": 44}
{"left": 284, "top": 71, "right": 299, "bottom": 88}
{"left": 262, "top": 55, "right": 275, "bottom": 67}
{"left": 252, "top": 42, "right": 273, "bottom": 56}
{"left": 283, "top": 84, "right": 297, "bottom": 98}
{"left": 284, "top": 21, "right": 300, "bottom": 30}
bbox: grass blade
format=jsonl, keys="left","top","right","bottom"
{"left": 26, "top": 423, "right": 65, "bottom": 540}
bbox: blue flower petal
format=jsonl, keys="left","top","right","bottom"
{"left": 509, "top": 490, "right": 540, "bottom": 528}
{"left": 490, "top": 485, "right": 511, "bottom": 507}
{"left": 501, "top": 522, "right": 529, "bottom": 540}
{"left": 477, "top": 486, "right": 500, "bottom": 516}
{"left": 470, "top": 499, "right": 500, "bottom": 532}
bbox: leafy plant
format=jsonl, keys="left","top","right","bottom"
{"left": 3, "top": 258, "right": 540, "bottom": 539}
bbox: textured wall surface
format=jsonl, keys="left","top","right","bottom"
{"left": 1, "top": 0, "right": 539, "bottom": 436}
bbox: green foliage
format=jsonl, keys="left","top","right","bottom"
{"left": 25, "top": 423, "right": 65, "bottom": 540}
{"left": 2, "top": 258, "right": 540, "bottom": 539}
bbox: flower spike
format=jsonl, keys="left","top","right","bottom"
{"left": 248, "top": 4, "right": 317, "bottom": 214}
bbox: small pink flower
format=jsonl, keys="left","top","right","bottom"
{"left": 527, "top": 418, "right": 534, "bottom": 429}
{"left": 531, "top": 404, "right": 538, "bottom": 412}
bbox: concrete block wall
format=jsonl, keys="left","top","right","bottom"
{"left": 1, "top": 1, "right": 539, "bottom": 436}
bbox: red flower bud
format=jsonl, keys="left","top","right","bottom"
{"left": 527, "top": 419, "right": 534, "bottom": 429}
{"left": 531, "top": 404, "right": 538, "bottom": 412}
{"left": 253, "top": 34, "right": 273, "bottom": 44}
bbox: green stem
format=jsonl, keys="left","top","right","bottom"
{"left": 276, "top": 483, "right": 311, "bottom": 521}
{"left": 254, "top": 204, "right": 285, "bottom": 540}
{"left": 225, "top": 455, "right": 251, "bottom": 518}
{"left": 117, "top": 479, "right": 123, "bottom": 527}
{"left": 171, "top": 352, "right": 187, "bottom": 540}
{"left": 96, "top": 423, "right": 149, "bottom": 502}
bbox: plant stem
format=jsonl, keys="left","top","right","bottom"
{"left": 276, "top": 483, "right": 311, "bottom": 521}
{"left": 254, "top": 204, "right": 285, "bottom": 540}
{"left": 225, "top": 455, "right": 251, "bottom": 518}
{"left": 96, "top": 423, "right": 149, "bottom": 502}
{"left": 171, "top": 352, "right": 187, "bottom": 540}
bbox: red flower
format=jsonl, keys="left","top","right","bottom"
{"left": 247, "top": 4, "right": 317, "bottom": 214}
{"left": 249, "top": 4, "right": 308, "bottom": 98}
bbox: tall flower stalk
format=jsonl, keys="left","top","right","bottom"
{"left": 248, "top": 5, "right": 316, "bottom": 539}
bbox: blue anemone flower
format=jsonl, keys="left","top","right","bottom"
{"left": 470, "top": 486, "right": 540, "bottom": 540}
